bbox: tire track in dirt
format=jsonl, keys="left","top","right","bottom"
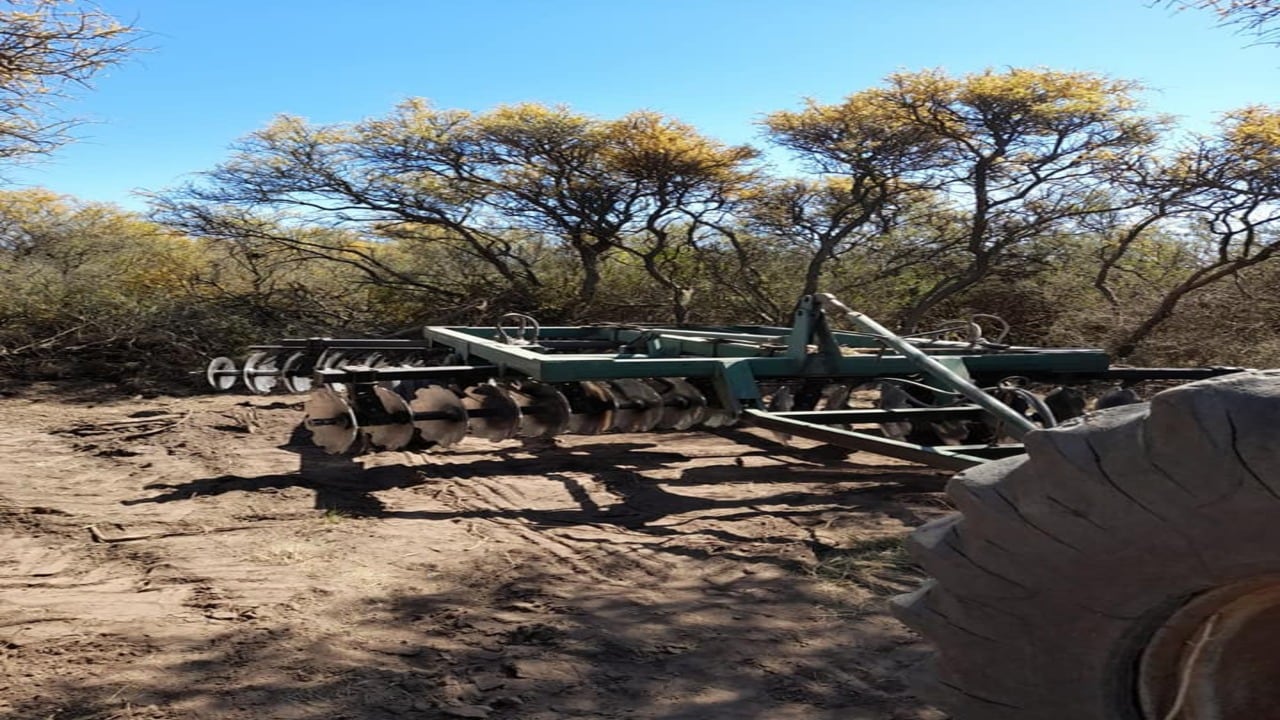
{"left": 424, "top": 468, "right": 693, "bottom": 587}
{"left": 0, "top": 393, "right": 952, "bottom": 720}
{"left": 438, "top": 473, "right": 625, "bottom": 582}
{"left": 0, "top": 416, "right": 216, "bottom": 644}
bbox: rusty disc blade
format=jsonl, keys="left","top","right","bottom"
{"left": 817, "top": 383, "right": 852, "bottom": 412}
{"left": 409, "top": 385, "right": 469, "bottom": 447}
{"left": 646, "top": 378, "right": 708, "bottom": 431}
{"left": 462, "top": 384, "right": 522, "bottom": 441}
{"left": 509, "top": 381, "right": 572, "bottom": 438}
{"left": 564, "top": 381, "right": 618, "bottom": 435}
{"left": 699, "top": 407, "right": 738, "bottom": 429}
{"left": 608, "top": 378, "right": 664, "bottom": 433}
{"left": 766, "top": 386, "right": 795, "bottom": 443}
{"left": 364, "top": 385, "right": 415, "bottom": 451}
{"left": 304, "top": 387, "right": 360, "bottom": 454}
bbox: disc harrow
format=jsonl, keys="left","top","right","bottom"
{"left": 297, "top": 375, "right": 724, "bottom": 455}
{"left": 205, "top": 297, "right": 1246, "bottom": 469}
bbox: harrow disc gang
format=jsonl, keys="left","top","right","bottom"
{"left": 297, "top": 374, "right": 738, "bottom": 455}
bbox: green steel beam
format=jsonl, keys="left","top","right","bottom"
{"left": 420, "top": 325, "right": 1110, "bottom": 384}
{"left": 742, "top": 409, "right": 987, "bottom": 470}
{"left": 771, "top": 407, "right": 988, "bottom": 423}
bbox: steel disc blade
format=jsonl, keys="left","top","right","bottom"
{"left": 280, "top": 351, "right": 314, "bottom": 394}
{"left": 509, "top": 381, "right": 572, "bottom": 438}
{"left": 242, "top": 351, "right": 281, "bottom": 395}
{"left": 409, "top": 385, "right": 469, "bottom": 447}
{"left": 817, "top": 383, "right": 852, "bottom": 411}
{"left": 876, "top": 383, "right": 914, "bottom": 441}
{"left": 564, "top": 381, "right": 618, "bottom": 435}
{"left": 317, "top": 350, "right": 347, "bottom": 370}
{"left": 316, "top": 350, "right": 349, "bottom": 393}
{"left": 766, "top": 386, "right": 796, "bottom": 443}
{"left": 699, "top": 407, "right": 738, "bottom": 429}
{"left": 367, "top": 353, "right": 401, "bottom": 387}
{"left": 362, "top": 385, "right": 415, "bottom": 451}
{"left": 462, "top": 384, "right": 522, "bottom": 441}
{"left": 206, "top": 356, "right": 238, "bottom": 392}
{"left": 767, "top": 385, "right": 795, "bottom": 412}
{"left": 644, "top": 378, "right": 707, "bottom": 431}
{"left": 304, "top": 387, "right": 359, "bottom": 454}
{"left": 608, "top": 378, "right": 664, "bottom": 433}
{"left": 660, "top": 378, "right": 708, "bottom": 431}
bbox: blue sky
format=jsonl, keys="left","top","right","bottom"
{"left": 7, "top": 0, "right": 1276, "bottom": 210}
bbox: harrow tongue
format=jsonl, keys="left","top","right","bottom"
{"left": 211, "top": 294, "right": 1246, "bottom": 469}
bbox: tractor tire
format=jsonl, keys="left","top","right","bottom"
{"left": 892, "top": 370, "right": 1280, "bottom": 720}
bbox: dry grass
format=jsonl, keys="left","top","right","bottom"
{"left": 810, "top": 535, "right": 924, "bottom": 597}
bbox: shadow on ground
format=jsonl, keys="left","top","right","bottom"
{"left": 15, "top": 422, "right": 955, "bottom": 719}
{"left": 123, "top": 426, "right": 948, "bottom": 561}
{"left": 3, "top": 561, "right": 938, "bottom": 720}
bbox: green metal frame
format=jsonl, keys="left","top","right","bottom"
{"left": 354, "top": 295, "right": 1114, "bottom": 469}
{"left": 286, "top": 294, "right": 1242, "bottom": 470}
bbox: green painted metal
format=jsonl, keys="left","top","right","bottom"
{"left": 229, "top": 293, "right": 1249, "bottom": 470}
{"left": 388, "top": 295, "right": 1119, "bottom": 468}
{"left": 814, "top": 294, "right": 1039, "bottom": 439}
{"left": 742, "top": 409, "right": 988, "bottom": 470}
{"left": 419, "top": 324, "right": 1110, "bottom": 385}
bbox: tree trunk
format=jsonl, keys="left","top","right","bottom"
{"left": 801, "top": 247, "right": 833, "bottom": 297}
{"left": 1111, "top": 285, "right": 1194, "bottom": 358}
{"left": 573, "top": 243, "right": 603, "bottom": 319}
{"left": 897, "top": 274, "right": 978, "bottom": 332}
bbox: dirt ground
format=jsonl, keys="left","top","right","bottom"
{"left": 0, "top": 385, "right": 955, "bottom": 720}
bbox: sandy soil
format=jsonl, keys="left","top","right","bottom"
{"left": 0, "top": 386, "right": 954, "bottom": 720}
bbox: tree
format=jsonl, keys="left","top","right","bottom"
{"left": 742, "top": 178, "right": 894, "bottom": 299}
{"left": 762, "top": 94, "right": 942, "bottom": 302}
{"left": 765, "top": 68, "right": 1166, "bottom": 330}
{"left": 152, "top": 108, "right": 549, "bottom": 320}
{"left": 1108, "top": 105, "right": 1280, "bottom": 356}
{"left": 157, "top": 101, "right": 757, "bottom": 322}
{"left": 591, "top": 111, "right": 758, "bottom": 322}
{"left": 0, "top": 189, "right": 201, "bottom": 375}
{"left": 0, "top": 0, "right": 137, "bottom": 164}
{"left": 1167, "top": 0, "right": 1280, "bottom": 44}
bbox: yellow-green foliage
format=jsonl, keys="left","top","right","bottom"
{"left": 5, "top": 68, "right": 1280, "bottom": 385}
